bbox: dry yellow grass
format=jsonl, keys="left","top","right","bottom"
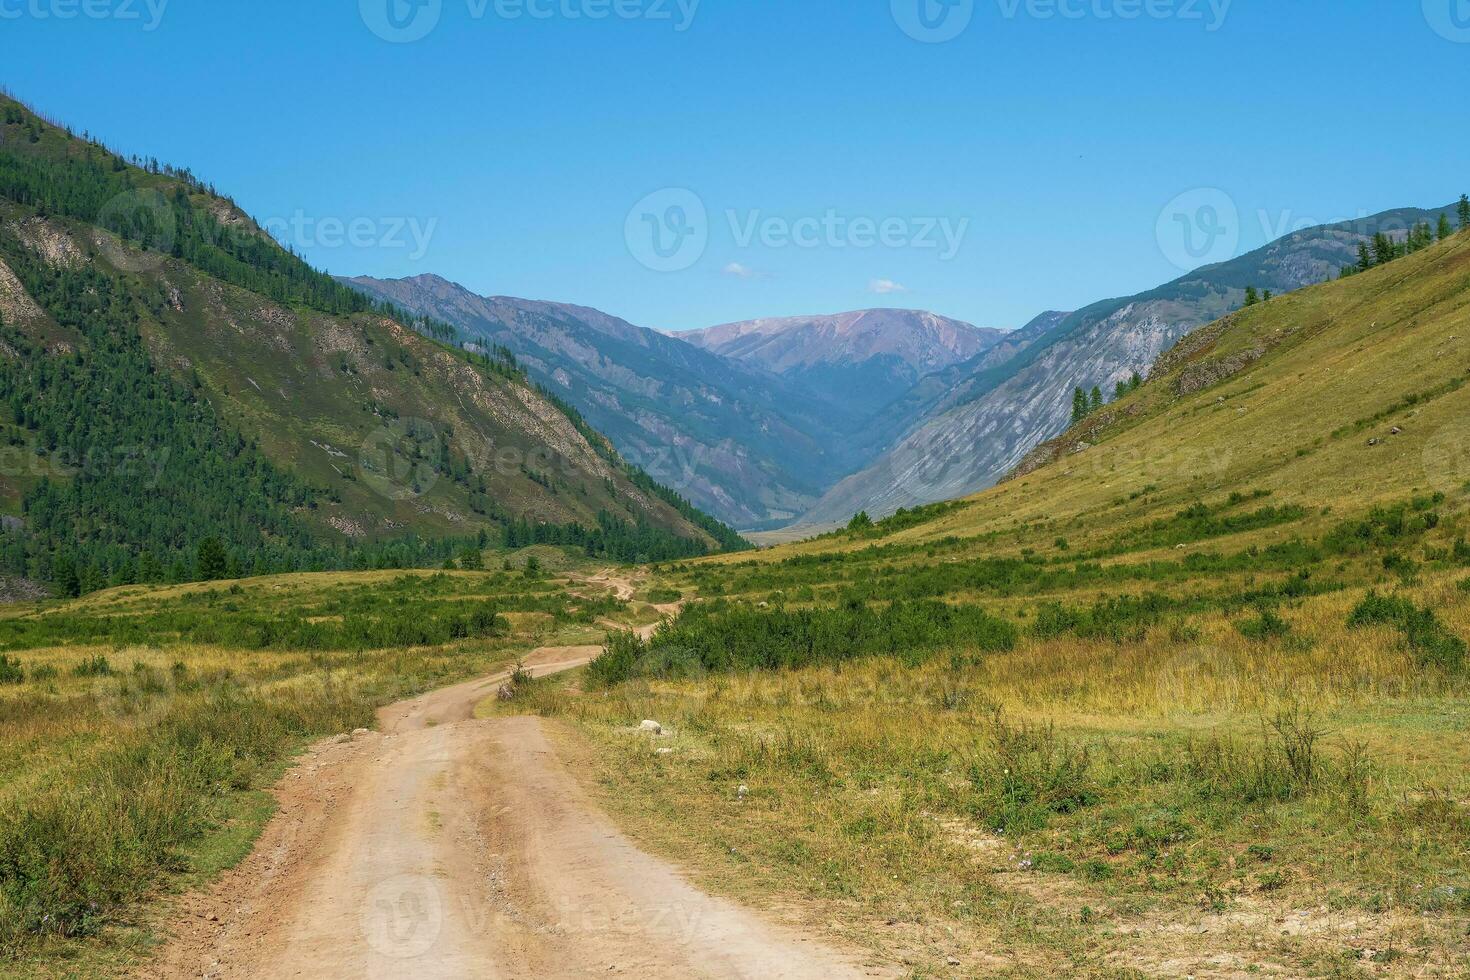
{"left": 520, "top": 236, "right": 1470, "bottom": 977}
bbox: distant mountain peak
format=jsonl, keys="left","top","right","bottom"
{"left": 676, "top": 308, "right": 1008, "bottom": 417}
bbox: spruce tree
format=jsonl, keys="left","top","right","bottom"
{"left": 1439, "top": 214, "right": 1454, "bottom": 241}
{"left": 1071, "top": 387, "right": 1087, "bottom": 424}
{"left": 1244, "top": 286, "right": 1259, "bottom": 306}
{"left": 1460, "top": 195, "right": 1470, "bottom": 231}
{"left": 1358, "top": 242, "right": 1373, "bottom": 271}
{"left": 1089, "top": 387, "right": 1103, "bottom": 413}
{"left": 196, "top": 538, "right": 227, "bottom": 581}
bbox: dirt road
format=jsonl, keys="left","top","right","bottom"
{"left": 143, "top": 628, "right": 885, "bottom": 977}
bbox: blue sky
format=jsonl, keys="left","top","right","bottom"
{"left": 3, "top": 0, "right": 1467, "bottom": 331}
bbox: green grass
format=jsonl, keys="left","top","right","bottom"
{"left": 526, "top": 232, "right": 1470, "bottom": 977}
{"left": 0, "top": 567, "right": 601, "bottom": 970}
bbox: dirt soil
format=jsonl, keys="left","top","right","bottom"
{"left": 138, "top": 593, "right": 889, "bottom": 979}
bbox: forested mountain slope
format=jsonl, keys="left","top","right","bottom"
{"left": 0, "top": 96, "right": 741, "bottom": 594}
{"left": 344, "top": 274, "right": 869, "bottom": 529}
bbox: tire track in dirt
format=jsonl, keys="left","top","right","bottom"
{"left": 140, "top": 579, "right": 888, "bottom": 979}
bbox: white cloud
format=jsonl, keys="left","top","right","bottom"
{"left": 867, "top": 278, "right": 909, "bottom": 295}
{"left": 722, "top": 262, "right": 759, "bottom": 280}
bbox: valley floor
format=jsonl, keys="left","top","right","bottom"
{"left": 139, "top": 644, "right": 884, "bottom": 980}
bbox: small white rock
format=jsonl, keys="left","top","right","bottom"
{"left": 351, "top": 728, "right": 371, "bottom": 739}
{"left": 640, "top": 720, "right": 663, "bottom": 734}
{"left": 655, "top": 748, "right": 673, "bottom": 755}
{"left": 737, "top": 784, "right": 749, "bottom": 799}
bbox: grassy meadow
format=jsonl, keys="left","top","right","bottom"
{"left": 507, "top": 235, "right": 1470, "bottom": 977}
{"left": 0, "top": 561, "right": 625, "bottom": 975}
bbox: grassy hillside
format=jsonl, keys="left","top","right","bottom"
{"left": 802, "top": 200, "right": 1464, "bottom": 527}
{"left": 526, "top": 230, "right": 1470, "bottom": 976}
{"left": 0, "top": 95, "right": 741, "bottom": 595}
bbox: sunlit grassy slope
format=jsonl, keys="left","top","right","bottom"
{"left": 0, "top": 560, "right": 633, "bottom": 972}
{"left": 716, "top": 228, "right": 1470, "bottom": 568}
{"left": 519, "top": 231, "right": 1470, "bottom": 978}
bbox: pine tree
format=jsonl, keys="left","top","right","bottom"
{"left": 1358, "top": 242, "right": 1373, "bottom": 271}
{"left": 196, "top": 537, "right": 227, "bottom": 581}
{"left": 1262, "top": 289, "right": 1273, "bottom": 301}
{"left": 1244, "top": 286, "right": 1259, "bottom": 306}
{"left": 1372, "top": 232, "right": 1397, "bottom": 266}
{"left": 1459, "top": 195, "right": 1470, "bottom": 232}
{"left": 1439, "top": 214, "right": 1454, "bottom": 241}
{"left": 1089, "top": 387, "right": 1103, "bottom": 413}
{"left": 1071, "top": 387, "right": 1087, "bottom": 424}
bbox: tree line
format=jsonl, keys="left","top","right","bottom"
{"left": 1070, "top": 372, "right": 1142, "bottom": 424}
{"left": 1340, "top": 196, "right": 1468, "bottom": 278}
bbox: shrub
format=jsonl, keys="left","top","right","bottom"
{"left": 71, "top": 655, "right": 112, "bottom": 678}
{"left": 585, "top": 630, "right": 645, "bottom": 688}
{"left": 1236, "top": 607, "right": 1291, "bottom": 641}
{"left": 0, "top": 655, "right": 22, "bottom": 685}
{"left": 1348, "top": 592, "right": 1466, "bottom": 670}
{"left": 968, "top": 714, "right": 1096, "bottom": 834}
{"left": 586, "top": 598, "right": 1017, "bottom": 685}
{"left": 1185, "top": 706, "right": 1373, "bottom": 805}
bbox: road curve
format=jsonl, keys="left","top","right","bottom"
{"left": 139, "top": 641, "right": 888, "bottom": 979}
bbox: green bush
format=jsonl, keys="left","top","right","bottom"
{"left": 967, "top": 715, "right": 1095, "bottom": 834}
{"left": 1348, "top": 592, "right": 1466, "bottom": 670}
{"left": 71, "top": 655, "right": 111, "bottom": 678}
{"left": 0, "top": 656, "right": 21, "bottom": 685}
{"left": 1236, "top": 607, "right": 1291, "bottom": 641}
{"left": 585, "top": 598, "right": 1017, "bottom": 686}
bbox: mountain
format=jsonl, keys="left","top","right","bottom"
{"left": 797, "top": 204, "right": 1464, "bottom": 527}
{"left": 0, "top": 95, "right": 741, "bottom": 594}
{"left": 676, "top": 309, "right": 1006, "bottom": 417}
{"left": 342, "top": 274, "right": 875, "bottom": 529}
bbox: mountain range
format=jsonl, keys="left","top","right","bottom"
{"left": 798, "top": 204, "right": 1463, "bottom": 527}
{"left": 674, "top": 309, "right": 1004, "bottom": 417}
{"left": 351, "top": 203, "right": 1460, "bottom": 534}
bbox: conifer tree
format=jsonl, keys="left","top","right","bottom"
{"left": 1460, "top": 194, "right": 1470, "bottom": 231}
{"left": 1439, "top": 214, "right": 1454, "bottom": 241}
{"left": 1244, "top": 286, "right": 1259, "bottom": 306}
{"left": 196, "top": 537, "right": 227, "bottom": 580}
